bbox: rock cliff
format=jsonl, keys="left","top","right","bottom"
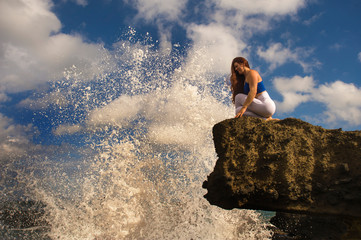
{"left": 203, "top": 117, "right": 361, "bottom": 238}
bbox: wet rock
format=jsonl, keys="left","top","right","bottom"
{"left": 270, "top": 212, "right": 350, "bottom": 240}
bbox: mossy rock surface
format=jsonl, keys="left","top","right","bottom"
{"left": 203, "top": 117, "right": 361, "bottom": 218}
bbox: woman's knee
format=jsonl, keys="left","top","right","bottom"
{"left": 263, "top": 101, "right": 276, "bottom": 117}
{"left": 235, "top": 93, "right": 247, "bottom": 106}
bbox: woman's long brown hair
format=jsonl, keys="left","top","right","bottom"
{"left": 230, "top": 57, "right": 250, "bottom": 103}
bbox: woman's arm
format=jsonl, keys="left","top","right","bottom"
{"left": 235, "top": 70, "right": 258, "bottom": 118}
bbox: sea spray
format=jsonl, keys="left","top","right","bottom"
{"left": 1, "top": 29, "right": 272, "bottom": 239}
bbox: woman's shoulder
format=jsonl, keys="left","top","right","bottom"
{"left": 246, "top": 69, "right": 260, "bottom": 81}
{"left": 249, "top": 69, "right": 260, "bottom": 76}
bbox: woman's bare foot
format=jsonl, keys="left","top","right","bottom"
{"left": 266, "top": 116, "right": 280, "bottom": 121}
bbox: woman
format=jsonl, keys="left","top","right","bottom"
{"left": 230, "top": 57, "right": 276, "bottom": 120}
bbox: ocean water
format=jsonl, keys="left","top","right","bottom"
{"left": 0, "top": 29, "right": 272, "bottom": 239}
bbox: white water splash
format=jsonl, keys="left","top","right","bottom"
{"left": 2, "top": 29, "right": 272, "bottom": 239}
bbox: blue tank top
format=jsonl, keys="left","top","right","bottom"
{"left": 244, "top": 81, "right": 266, "bottom": 95}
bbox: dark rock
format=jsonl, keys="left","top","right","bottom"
{"left": 203, "top": 117, "right": 361, "bottom": 239}
{"left": 204, "top": 117, "right": 361, "bottom": 217}
{"left": 270, "top": 212, "right": 361, "bottom": 240}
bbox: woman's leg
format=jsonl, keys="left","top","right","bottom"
{"left": 235, "top": 94, "right": 265, "bottom": 118}
{"left": 235, "top": 92, "right": 276, "bottom": 118}
{"left": 235, "top": 106, "right": 265, "bottom": 119}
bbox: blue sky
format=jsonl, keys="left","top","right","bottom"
{"left": 1, "top": 1, "right": 361, "bottom": 236}
{"left": 1, "top": 0, "right": 361, "bottom": 160}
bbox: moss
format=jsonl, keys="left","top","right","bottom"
{"left": 204, "top": 116, "right": 361, "bottom": 218}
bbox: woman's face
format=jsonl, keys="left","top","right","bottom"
{"left": 234, "top": 62, "right": 245, "bottom": 74}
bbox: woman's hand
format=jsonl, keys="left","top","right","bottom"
{"left": 235, "top": 106, "right": 247, "bottom": 118}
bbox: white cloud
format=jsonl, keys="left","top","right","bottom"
{"left": 18, "top": 91, "right": 70, "bottom": 110}
{"left": 191, "top": 1, "right": 309, "bottom": 76}
{"left": 54, "top": 124, "right": 83, "bottom": 135}
{"left": 126, "top": 0, "right": 189, "bottom": 53}
{"left": 303, "top": 12, "right": 323, "bottom": 26}
{"left": 60, "top": 0, "right": 88, "bottom": 6}
{"left": 181, "top": 1, "right": 307, "bottom": 76}
{"left": 257, "top": 43, "right": 315, "bottom": 72}
{"left": 73, "top": 0, "right": 87, "bottom": 6}
{"left": 257, "top": 43, "right": 293, "bottom": 70}
{"left": 358, "top": 52, "right": 361, "bottom": 62}
{"left": 0, "top": 0, "right": 110, "bottom": 93}
{"left": 215, "top": 0, "right": 306, "bottom": 16}
{"left": 273, "top": 76, "right": 361, "bottom": 126}
{"left": 314, "top": 81, "right": 361, "bottom": 125}
{"left": 329, "top": 43, "right": 343, "bottom": 51}
{"left": 0, "top": 0, "right": 61, "bottom": 44}
{"left": 185, "top": 23, "right": 247, "bottom": 75}
{"left": 0, "top": 92, "right": 9, "bottom": 103}
{"left": 131, "top": 0, "right": 187, "bottom": 22}
{"left": 128, "top": 0, "right": 307, "bottom": 75}
{"left": 273, "top": 75, "right": 315, "bottom": 93}
{"left": 87, "top": 95, "right": 143, "bottom": 128}
{"left": 208, "top": 0, "right": 306, "bottom": 36}
{"left": 0, "top": 0, "right": 309, "bottom": 95}
{"left": 85, "top": 82, "right": 232, "bottom": 148}
{"left": 130, "top": 0, "right": 306, "bottom": 24}
{"left": 0, "top": 113, "right": 36, "bottom": 164}
{"left": 273, "top": 75, "right": 315, "bottom": 112}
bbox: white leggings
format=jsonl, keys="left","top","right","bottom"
{"left": 235, "top": 92, "right": 276, "bottom": 119}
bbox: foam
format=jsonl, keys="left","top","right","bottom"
{"left": 1, "top": 29, "right": 272, "bottom": 239}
